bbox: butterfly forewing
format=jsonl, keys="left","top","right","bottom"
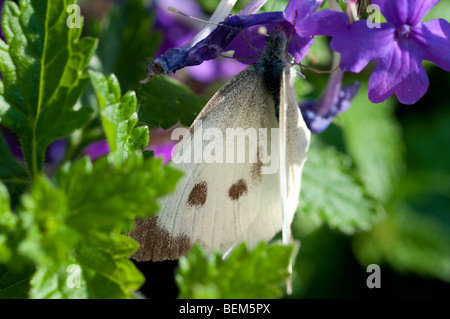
{"left": 130, "top": 31, "right": 311, "bottom": 262}
{"left": 131, "top": 65, "right": 284, "bottom": 261}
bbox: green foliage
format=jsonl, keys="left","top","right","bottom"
{"left": 89, "top": 71, "right": 149, "bottom": 165}
{"left": 56, "top": 155, "right": 183, "bottom": 232}
{"left": 299, "top": 141, "right": 383, "bottom": 234}
{"left": 0, "top": 264, "right": 35, "bottom": 299}
{"left": 0, "top": 132, "right": 28, "bottom": 205}
{"left": 352, "top": 101, "right": 450, "bottom": 284}
{"left": 0, "top": 153, "right": 182, "bottom": 298}
{"left": 176, "top": 243, "right": 294, "bottom": 299}
{"left": 338, "top": 85, "right": 405, "bottom": 202}
{"left": 92, "top": 0, "right": 160, "bottom": 92}
{"left": 354, "top": 202, "right": 450, "bottom": 282}
{"left": 0, "top": 181, "right": 17, "bottom": 263}
{"left": 138, "top": 75, "right": 207, "bottom": 129}
{"left": 0, "top": 0, "right": 97, "bottom": 178}
{"left": 0, "top": 1, "right": 184, "bottom": 298}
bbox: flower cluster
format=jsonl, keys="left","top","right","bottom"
{"left": 149, "top": 0, "right": 450, "bottom": 132}
{"left": 147, "top": 0, "right": 347, "bottom": 78}
{"left": 331, "top": 0, "right": 450, "bottom": 105}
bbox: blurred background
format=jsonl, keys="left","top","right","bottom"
{"left": 57, "top": 0, "right": 450, "bottom": 298}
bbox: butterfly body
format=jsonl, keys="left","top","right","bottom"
{"left": 130, "top": 31, "right": 311, "bottom": 262}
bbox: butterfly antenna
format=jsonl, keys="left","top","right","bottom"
{"left": 299, "top": 63, "right": 342, "bottom": 74}
{"left": 239, "top": 24, "right": 264, "bottom": 55}
{"left": 220, "top": 54, "right": 259, "bottom": 61}
{"left": 168, "top": 7, "right": 241, "bottom": 30}
{"left": 169, "top": 6, "right": 269, "bottom": 37}
{"left": 170, "top": 6, "right": 265, "bottom": 60}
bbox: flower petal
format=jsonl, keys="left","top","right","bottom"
{"left": 287, "top": 32, "right": 315, "bottom": 63}
{"left": 225, "top": 14, "right": 314, "bottom": 64}
{"left": 83, "top": 140, "right": 110, "bottom": 161}
{"left": 186, "top": 58, "right": 246, "bottom": 82}
{"left": 284, "top": 0, "right": 323, "bottom": 24}
{"left": 368, "top": 42, "right": 429, "bottom": 104}
{"left": 299, "top": 74, "right": 361, "bottom": 134}
{"left": 330, "top": 21, "right": 395, "bottom": 73}
{"left": 372, "top": 0, "right": 439, "bottom": 26}
{"left": 224, "top": 26, "right": 274, "bottom": 64}
{"left": 145, "top": 11, "right": 284, "bottom": 79}
{"left": 412, "top": 19, "right": 450, "bottom": 71}
{"left": 295, "top": 9, "right": 348, "bottom": 37}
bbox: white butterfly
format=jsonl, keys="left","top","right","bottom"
{"left": 130, "top": 31, "right": 311, "bottom": 262}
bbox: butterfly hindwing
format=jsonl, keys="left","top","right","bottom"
{"left": 280, "top": 67, "right": 311, "bottom": 240}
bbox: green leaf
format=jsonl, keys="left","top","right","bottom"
{"left": 75, "top": 243, "right": 144, "bottom": 298}
{"left": 94, "top": 0, "right": 161, "bottom": 92}
{"left": 2, "top": 154, "right": 182, "bottom": 298}
{"left": 56, "top": 155, "right": 183, "bottom": 232}
{"left": 29, "top": 262, "right": 88, "bottom": 299}
{"left": 0, "top": 181, "right": 14, "bottom": 225}
{"left": 338, "top": 85, "right": 404, "bottom": 202}
{"left": 354, "top": 202, "right": 450, "bottom": 282}
{"left": 89, "top": 71, "right": 149, "bottom": 165}
{"left": 0, "top": 0, "right": 97, "bottom": 178}
{"left": 0, "top": 131, "right": 29, "bottom": 203}
{"left": 0, "top": 181, "right": 17, "bottom": 263}
{"left": 138, "top": 75, "right": 207, "bottom": 129}
{"left": 176, "top": 243, "right": 294, "bottom": 299}
{"left": 82, "top": 267, "right": 136, "bottom": 299}
{"left": 84, "top": 231, "right": 140, "bottom": 259}
{"left": 17, "top": 177, "right": 77, "bottom": 269}
{"left": 0, "top": 264, "right": 35, "bottom": 299}
{"left": 299, "top": 142, "right": 383, "bottom": 234}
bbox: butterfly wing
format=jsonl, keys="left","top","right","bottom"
{"left": 130, "top": 65, "right": 284, "bottom": 261}
{"left": 281, "top": 67, "right": 311, "bottom": 241}
{"left": 241, "top": 66, "right": 311, "bottom": 249}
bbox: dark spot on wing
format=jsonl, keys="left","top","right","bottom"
{"left": 188, "top": 181, "right": 208, "bottom": 207}
{"left": 228, "top": 179, "right": 248, "bottom": 201}
{"left": 129, "top": 216, "right": 191, "bottom": 261}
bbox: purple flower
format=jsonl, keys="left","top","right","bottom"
{"left": 146, "top": 141, "right": 175, "bottom": 164}
{"left": 83, "top": 140, "right": 111, "bottom": 161}
{"left": 45, "top": 139, "right": 66, "bottom": 165}
{"left": 1, "top": 127, "right": 23, "bottom": 159}
{"left": 2, "top": 127, "right": 66, "bottom": 165}
{"left": 0, "top": 0, "right": 4, "bottom": 42}
{"left": 145, "top": 0, "right": 348, "bottom": 80}
{"left": 330, "top": 0, "right": 450, "bottom": 105}
{"left": 152, "top": 0, "right": 205, "bottom": 56}
{"left": 299, "top": 69, "right": 361, "bottom": 133}
{"left": 82, "top": 128, "right": 176, "bottom": 164}
{"left": 150, "top": 0, "right": 246, "bottom": 82}
{"left": 226, "top": 0, "right": 348, "bottom": 64}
